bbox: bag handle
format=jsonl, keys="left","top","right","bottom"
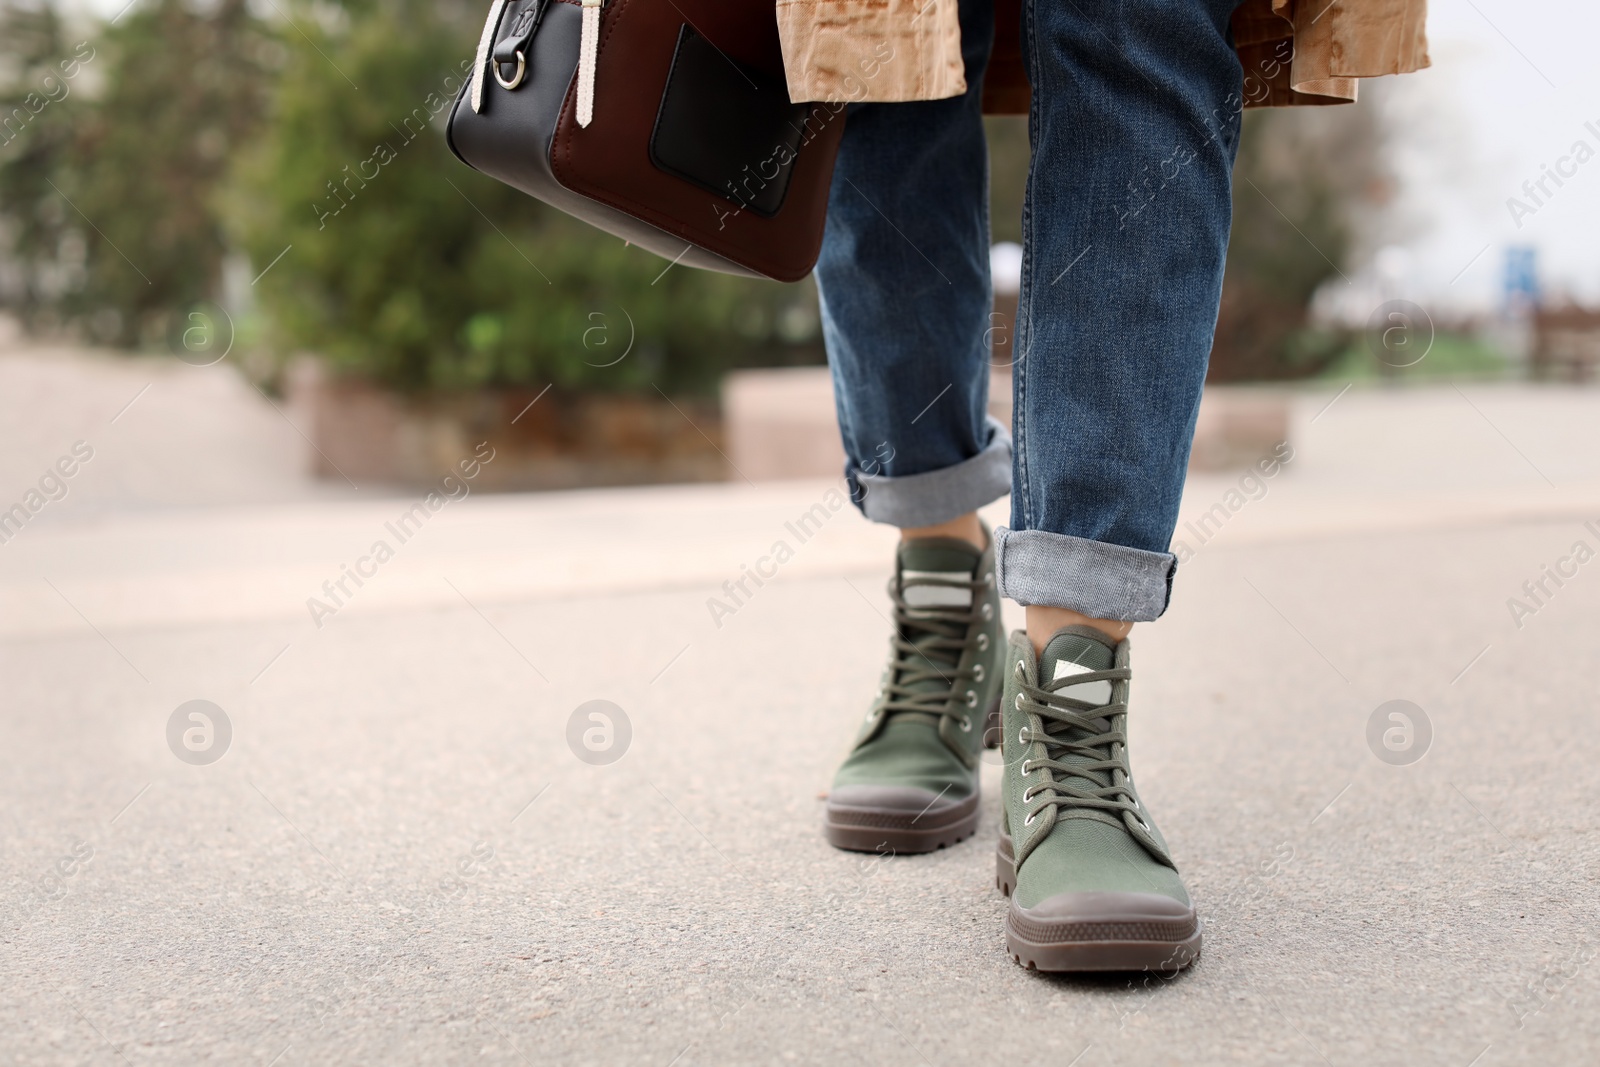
{"left": 471, "top": 0, "right": 602, "bottom": 127}
{"left": 469, "top": 0, "right": 508, "bottom": 113}
{"left": 575, "top": 0, "right": 602, "bottom": 127}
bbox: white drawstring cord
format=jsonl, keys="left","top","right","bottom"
{"left": 576, "top": 0, "right": 602, "bottom": 127}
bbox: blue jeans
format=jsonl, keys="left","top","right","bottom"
{"left": 815, "top": 0, "right": 1245, "bottom": 621}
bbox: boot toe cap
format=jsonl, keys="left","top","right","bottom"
{"left": 826, "top": 784, "right": 973, "bottom": 818}
{"left": 1012, "top": 890, "right": 1197, "bottom": 944}
{"left": 823, "top": 785, "right": 980, "bottom": 853}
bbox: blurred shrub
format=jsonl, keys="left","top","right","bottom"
{"left": 3, "top": 0, "right": 1381, "bottom": 387}
{"left": 0, "top": 0, "right": 78, "bottom": 325}
{"left": 985, "top": 115, "right": 1028, "bottom": 245}
{"left": 1318, "top": 332, "right": 1509, "bottom": 382}
{"left": 226, "top": 0, "right": 812, "bottom": 395}
{"left": 0, "top": 0, "right": 817, "bottom": 391}
{"left": 1209, "top": 105, "right": 1388, "bottom": 382}
{"left": 0, "top": 0, "right": 269, "bottom": 344}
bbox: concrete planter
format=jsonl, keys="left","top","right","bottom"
{"left": 723, "top": 365, "right": 1015, "bottom": 482}
{"left": 284, "top": 360, "right": 1289, "bottom": 491}
{"left": 723, "top": 366, "right": 1290, "bottom": 481}
{"left": 1186, "top": 386, "right": 1292, "bottom": 470}
{"left": 286, "top": 359, "right": 727, "bottom": 490}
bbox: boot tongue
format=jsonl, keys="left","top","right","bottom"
{"left": 1038, "top": 628, "right": 1116, "bottom": 709}
{"left": 897, "top": 539, "right": 981, "bottom": 605}
{"left": 892, "top": 538, "right": 981, "bottom": 701}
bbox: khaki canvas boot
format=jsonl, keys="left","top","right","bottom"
{"left": 996, "top": 626, "right": 1200, "bottom": 972}
{"left": 824, "top": 530, "right": 1005, "bottom": 853}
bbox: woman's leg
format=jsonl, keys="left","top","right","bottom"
{"left": 999, "top": 0, "right": 1246, "bottom": 626}
{"left": 993, "top": 0, "right": 1246, "bottom": 972}
{"left": 814, "top": 0, "right": 1006, "bottom": 531}
{"left": 815, "top": 0, "right": 1011, "bottom": 856}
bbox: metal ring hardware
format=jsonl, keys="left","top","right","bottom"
{"left": 494, "top": 50, "right": 526, "bottom": 90}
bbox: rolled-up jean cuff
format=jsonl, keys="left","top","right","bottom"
{"left": 854, "top": 416, "right": 1013, "bottom": 527}
{"left": 994, "top": 527, "right": 1177, "bottom": 621}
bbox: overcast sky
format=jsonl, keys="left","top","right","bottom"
{"left": 1367, "top": 0, "right": 1600, "bottom": 311}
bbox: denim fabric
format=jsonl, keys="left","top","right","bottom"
{"left": 815, "top": 0, "right": 1244, "bottom": 620}
{"left": 814, "top": 0, "right": 1005, "bottom": 523}
{"left": 852, "top": 415, "right": 1013, "bottom": 528}
{"left": 993, "top": 528, "right": 1175, "bottom": 620}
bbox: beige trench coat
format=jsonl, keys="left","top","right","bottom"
{"left": 775, "top": 0, "right": 1430, "bottom": 111}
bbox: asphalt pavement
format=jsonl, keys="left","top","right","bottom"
{"left": 3, "top": 347, "right": 1599, "bottom": 1065}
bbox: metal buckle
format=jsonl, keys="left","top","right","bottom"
{"left": 490, "top": 0, "right": 548, "bottom": 92}
{"left": 493, "top": 50, "right": 526, "bottom": 90}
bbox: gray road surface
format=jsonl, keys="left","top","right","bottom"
{"left": 2, "top": 349, "right": 1598, "bottom": 1065}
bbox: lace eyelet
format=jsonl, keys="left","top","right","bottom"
{"left": 984, "top": 572, "right": 995, "bottom": 588}
{"left": 1015, "top": 661, "right": 1026, "bottom": 679}
{"left": 959, "top": 715, "right": 972, "bottom": 732}
{"left": 973, "top": 664, "right": 985, "bottom": 682}
{"left": 1013, "top": 694, "right": 1024, "bottom": 711}
{"left": 965, "top": 690, "right": 978, "bottom": 708}
{"left": 981, "top": 603, "right": 993, "bottom": 620}
{"left": 976, "top": 633, "right": 990, "bottom": 651}
{"left": 1023, "top": 811, "right": 1037, "bottom": 827}
{"left": 1132, "top": 814, "right": 1150, "bottom": 831}
{"left": 1017, "top": 726, "right": 1028, "bottom": 745}
{"left": 1022, "top": 785, "right": 1037, "bottom": 803}
{"left": 1020, "top": 760, "right": 1032, "bottom": 776}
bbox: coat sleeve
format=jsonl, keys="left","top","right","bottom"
{"left": 777, "top": 0, "right": 1429, "bottom": 110}
{"left": 1235, "top": 0, "right": 1431, "bottom": 107}
{"left": 776, "top": 0, "right": 966, "bottom": 104}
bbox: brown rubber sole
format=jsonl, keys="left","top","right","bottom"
{"left": 824, "top": 697, "right": 1002, "bottom": 855}
{"left": 996, "top": 831, "right": 1201, "bottom": 973}
{"left": 824, "top": 791, "right": 980, "bottom": 853}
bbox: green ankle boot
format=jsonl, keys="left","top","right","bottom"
{"left": 996, "top": 626, "right": 1200, "bottom": 972}
{"left": 824, "top": 531, "right": 1005, "bottom": 853}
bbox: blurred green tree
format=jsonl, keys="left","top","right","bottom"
{"left": 1209, "top": 104, "right": 1387, "bottom": 381}
{"left": 226, "top": 0, "right": 809, "bottom": 395}
{"left": 0, "top": 1, "right": 88, "bottom": 328}
{"left": 0, "top": 0, "right": 269, "bottom": 344}
{"left": 985, "top": 115, "right": 1028, "bottom": 245}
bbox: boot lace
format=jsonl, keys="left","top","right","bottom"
{"left": 879, "top": 571, "right": 990, "bottom": 732}
{"left": 1013, "top": 660, "right": 1145, "bottom": 832}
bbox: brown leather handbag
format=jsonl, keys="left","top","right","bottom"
{"left": 446, "top": 0, "right": 846, "bottom": 282}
